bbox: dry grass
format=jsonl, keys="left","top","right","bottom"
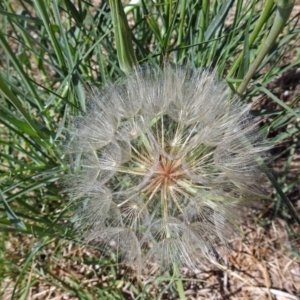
{"left": 2, "top": 213, "right": 300, "bottom": 299}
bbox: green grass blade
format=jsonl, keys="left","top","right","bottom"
{"left": 204, "top": 0, "right": 234, "bottom": 41}
{"left": 0, "top": 189, "right": 26, "bottom": 230}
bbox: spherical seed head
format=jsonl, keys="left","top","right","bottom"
{"left": 65, "top": 65, "right": 269, "bottom": 272}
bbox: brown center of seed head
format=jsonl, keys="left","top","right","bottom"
{"left": 155, "top": 156, "right": 183, "bottom": 185}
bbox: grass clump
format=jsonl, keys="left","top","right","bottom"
{"left": 0, "top": 0, "right": 299, "bottom": 299}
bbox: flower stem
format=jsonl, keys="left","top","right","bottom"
{"left": 173, "top": 262, "right": 186, "bottom": 300}
{"left": 226, "top": 0, "right": 274, "bottom": 81}
{"left": 237, "top": 0, "right": 294, "bottom": 94}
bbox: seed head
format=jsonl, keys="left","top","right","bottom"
{"left": 65, "top": 65, "right": 269, "bottom": 271}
